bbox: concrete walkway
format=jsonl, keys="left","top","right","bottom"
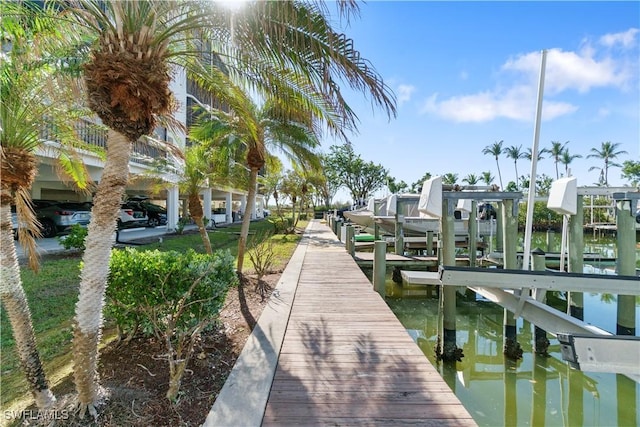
{"left": 203, "top": 220, "right": 476, "bottom": 426}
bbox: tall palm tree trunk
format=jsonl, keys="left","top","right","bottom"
{"left": 495, "top": 159, "right": 504, "bottom": 190}
{"left": 73, "top": 130, "right": 132, "bottom": 417}
{"left": 236, "top": 168, "right": 259, "bottom": 273}
{"left": 188, "top": 192, "right": 213, "bottom": 255}
{"left": 0, "top": 201, "right": 57, "bottom": 409}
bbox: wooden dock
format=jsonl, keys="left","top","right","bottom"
{"left": 261, "top": 220, "right": 477, "bottom": 426}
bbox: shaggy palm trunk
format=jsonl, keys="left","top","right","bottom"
{"left": 188, "top": 192, "right": 212, "bottom": 255}
{"left": 0, "top": 201, "right": 56, "bottom": 409}
{"left": 73, "top": 130, "right": 132, "bottom": 417}
{"left": 236, "top": 168, "right": 259, "bottom": 273}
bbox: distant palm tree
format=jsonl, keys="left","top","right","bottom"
{"left": 587, "top": 141, "right": 628, "bottom": 186}
{"left": 548, "top": 141, "right": 569, "bottom": 179}
{"left": 482, "top": 140, "right": 504, "bottom": 189}
{"left": 442, "top": 173, "right": 459, "bottom": 185}
{"left": 504, "top": 145, "right": 525, "bottom": 189}
{"left": 523, "top": 147, "right": 548, "bottom": 162}
{"left": 559, "top": 149, "right": 582, "bottom": 177}
{"left": 481, "top": 171, "right": 495, "bottom": 186}
{"left": 462, "top": 173, "right": 480, "bottom": 185}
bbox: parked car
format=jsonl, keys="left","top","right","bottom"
{"left": 123, "top": 198, "right": 167, "bottom": 227}
{"left": 119, "top": 203, "right": 149, "bottom": 229}
{"left": 30, "top": 200, "right": 92, "bottom": 238}
{"left": 636, "top": 209, "right": 640, "bottom": 224}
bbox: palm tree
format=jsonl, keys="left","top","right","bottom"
{"left": 548, "top": 141, "right": 568, "bottom": 179}
{"left": 504, "top": 145, "right": 525, "bottom": 189}
{"left": 442, "top": 173, "right": 459, "bottom": 185}
{"left": 190, "top": 94, "right": 322, "bottom": 273}
{"left": 559, "top": 149, "right": 582, "bottom": 177}
{"left": 462, "top": 173, "right": 480, "bottom": 185}
{"left": 524, "top": 147, "right": 549, "bottom": 162}
{"left": 480, "top": 171, "right": 494, "bottom": 186}
{"left": 587, "top": 141, "right": 628, "bottom": 186}
{"left": 57, "top": 0, "right": 395, "bottom": 415}
{"left": 0, "top": 2, "right": 92, "bottom": 410}
{"left": 482, "top": 140, "right": 504, "bottom": 190}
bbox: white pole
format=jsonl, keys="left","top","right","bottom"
{"left": 523, "top": 49, "right": 547, "bottom": 271}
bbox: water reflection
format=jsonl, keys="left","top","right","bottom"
{"left": 386, "top": 282, "right": 640, "bottom": 427}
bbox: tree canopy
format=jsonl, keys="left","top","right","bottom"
{"left": 324, "top": 144, "right": 388, "bottom": 206}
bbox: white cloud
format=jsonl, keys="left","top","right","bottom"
{"left": 503, "top": 48, "right": 631, "bottom": 94}
{"left": 419, "top": 28, "right": 637, "bottom": 123}
{"left": 396, "top": 84, "right": 415, "bottom": 106}
{"left": 421, "top": 87, "right": 577, "bottom": 123}
{"left": 599, "top": 28, "right": 639, "bottom": 49}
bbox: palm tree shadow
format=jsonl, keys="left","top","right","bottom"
{"left": 236, "top": 275, "right": 256, "bottom": 329}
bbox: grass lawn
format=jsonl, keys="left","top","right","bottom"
{"left": 1, "top": 218, "right": 306, "bottom": 408}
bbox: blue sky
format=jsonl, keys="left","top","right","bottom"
{"left": 322, "top": 1, "right": 639, "bottom": 202}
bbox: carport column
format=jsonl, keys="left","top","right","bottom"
{"left": 31, "top": 183, "right": 42, "bottom": 199}
{"left": 201, "top": 188, "right": 212, "bottom": 227}
{"left": 225, "top": 192, "right": 232, "bottom": 224}
{"left": 240, "top": 194, "right": 247, "bottom": 219}
{"left": 166, "top": 185, "right": 180, "bottom": 231}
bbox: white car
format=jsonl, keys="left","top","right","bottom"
{"left": 118, "top": 205, "right": 149, "bottom": 229}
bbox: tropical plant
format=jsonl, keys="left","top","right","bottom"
{"left": 410, "top": 172, "right": 433, "bottom": 193}
{"left": 621, "top": 160, "right": 640, "bottom": 187}
{"left": 387, "top": 176, "right": 409, "bottom": 194}
{"left": 0, "top": 1, "right": 93, "bottom": 410}
{"left": 482, "top": 140, "right": 504, "bottom": 190}
{"left": 442, "top": 172, "right": 458, "bottom": 185}
{"left": 462, "top": 174, "right": 480, "bottom": 185}
{"left": 480, "top": 171, "right": 495, "bottom": 186}
{"left": 559, "top": 149, "right": 582, "bottom": 177}
{"left": 190, "top": 94, "right": 322, "bottom": 272}
{"left": 324, "top": 144, "right": 389, "bottom": 206}
{"left": 587, "top": 141, "right": 629, "bottom": 186}
{"left": 548, "top": 141, "right": 568, "bottom": 179}
{"left": 31, "top": 0, "right": 394, "bottom": 416}
{"left": 504, "top": 145, "right": 525, "bottom": 189}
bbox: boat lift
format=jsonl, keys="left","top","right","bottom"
{"left": 434, "top": 265, "right": 640, "bottom": 381}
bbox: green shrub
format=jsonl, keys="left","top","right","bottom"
{"left": 106, "top": 247, "right": 237, "bottom": 400}
{"left": 58, "top": 224, "right": 88, "bottom": 250}
{"left": 270, "top": 216, "right": 292, "bottom": 234}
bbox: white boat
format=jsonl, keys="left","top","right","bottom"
{"left": 342, "top": 197, "right": 388, "bottom": 232}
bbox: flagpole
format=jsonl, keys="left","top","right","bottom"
{"left": 523, "top": 49, "right": 547, "bottom": 271}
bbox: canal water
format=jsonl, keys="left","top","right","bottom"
{"left": 364, "top": 233, "right": 640, "bottom": 427}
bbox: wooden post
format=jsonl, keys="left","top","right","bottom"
{"left": 495, "top": 202, "right": 504, "bottom": 252}
{"left": 395, "top": 214, "right": 404, "bottom": 255}
{"left": 373, "top": 198, "right": 380, "bottom": 240}
{"left": 567, "top": 196, "right": 584, "bottom": 320}
{"left": 426, "top": 230, "right": 434, "bottom": 257}
{"left": 336, "top": 220, "right": 342, "bottom": 242}
{"left": 532, "top": 248, "right": 549, "bottom": 356}
{"left": 615, "top": 199, "right": 636, "bottom": 335}
{"left": 346, "top": 225, "right": 355, "bottom": 256}
{"left": 373, "top": 240, "right": 387, "bottom": 297}
{"left": 468, "top": 200, "right": 477, "bottom": 267}
{"left": 440, "top": 198, "right": 460, "bottom": 362}
{"left": 502, "top": 199, "right": 522, "bottom": 360}
{"left": 546, "top": 230, "right": 555, "bottom": 253}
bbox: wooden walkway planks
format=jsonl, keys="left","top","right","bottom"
{"left": 262, "top": 220, "right": 477, "bottom": 426}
